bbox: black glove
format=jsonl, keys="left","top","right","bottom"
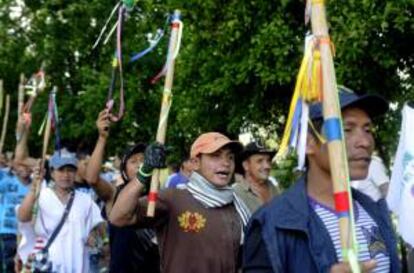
{"left": 137, "top": 142, "right": 166, "bottom": 186}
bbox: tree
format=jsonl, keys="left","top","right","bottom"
{"left": 0, "top": 0, "right": 413, "bottom": 163}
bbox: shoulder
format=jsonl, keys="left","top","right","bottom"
{"left": 250, "top": 178, "right": 307, "bottom": 227}
{"left": 74, "top": 190, "right": 96, "bottom": 205}
{"left": 232, "top": 181, "right": 245, "bottom": 193}
{"left": 353, "top": 189, "right": 390, "bottom": 220}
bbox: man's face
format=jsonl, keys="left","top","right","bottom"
{"left": 76, "top": 157, "right": 89, "bottom": 183}
{"left": 126, "top": 153, "right": 144, "bottom": 180}
{"left": 194, "top": 147, "right": 235, "bottom": 187}
{"left": 182, "top": 159, "right": 195, "bottom": 175}
{"left": 342, "top": 107, "right": 375, "bottom": 180}
{"left": 14, "top": 164, "right": 32, "bottom": 181}
{"left": 51, "top": 165, "right": 77, "bottom": 190}
{"left": 243, "top": 154, "right": 272, "bottom": 183}
{"left": 309, "top": 107, "right": 375, "bottom": 180}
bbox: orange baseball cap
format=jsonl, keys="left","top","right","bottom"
{"left": 190, "top": 132, "right": 243, "bottom": 158}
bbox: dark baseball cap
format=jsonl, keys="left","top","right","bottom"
{"left": 120, "top": 143, "right": 147, "bottom": 182}
{"left": 240, "top": 142, "right": 276, "bottom": 162}
{"left": 309, "top": 86, "right": 389, "bottom": 120}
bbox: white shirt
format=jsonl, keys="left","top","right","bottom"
{"left": 352, "top": 156, "right": 389, "bottom": 201}
{"left": 18, "top": 187, "right": 103, "bottom": 273}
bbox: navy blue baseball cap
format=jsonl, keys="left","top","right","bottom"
{"left": 309, "top": 86, "right": 389, "bottom": 120}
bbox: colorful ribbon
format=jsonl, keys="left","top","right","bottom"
{"left": 276, "top": 34, "right": 323, "bottom": 170}
{"left": 129, "top": 29, "right": 165, "bottom": 63}
{"left": 38, "top": 87, "right": 60, "bottom": 151}
{"left": 22, "top": 65, "right": 46, "bottom": 127}
{"left": 150, "top": 13, "right": 184, "bottom": 84}
{"left": 106, "top": 4, "right": 126, "bottom": 122}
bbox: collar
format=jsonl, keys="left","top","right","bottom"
{"left": 239, "top": 175, "right": 273, "bottom": 193}
{"left": 270, "top": 176, "right": 310, "bottom": 231}
{"left": 270, "top": 175, "right": 386, "bottom": 231}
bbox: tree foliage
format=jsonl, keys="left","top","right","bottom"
{"left": 0, "top": 0, "right": 413, "bottom": 163}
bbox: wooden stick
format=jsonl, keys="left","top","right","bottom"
{"left": 0, "top": 79, "right": 4, "bottom": 117}
{"left": 147, "top": 10, "right": 182, "bottom": 217}
{"left": 16, "top": 74, "right": 25, "bottom": 143}
{"left": 18, "top": 73, "right": 25, "bottom": 115}
{"left": 31, "top": 86, "right": 56, "bottom": 225}
{"left": 310, "top": 1, "right": 359, "bottom": 271}
{"left": 0, "top": 95, "right": 10, "bottom": 155}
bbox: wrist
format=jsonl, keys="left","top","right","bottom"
{"left": 136, "top": 165, "right": 152, "bottom": 188}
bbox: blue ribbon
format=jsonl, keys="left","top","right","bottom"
{"left": 323, "top": 118, "right": 343, "bottom": 142}
{"left": 129, "top": 29, "right": 164, "bottom": 63}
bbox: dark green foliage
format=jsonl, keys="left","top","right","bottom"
{"left": 0, "top": 0, "right": 413, "bottom": 165}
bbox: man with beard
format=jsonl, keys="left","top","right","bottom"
{"left": 233, "top": 142, "right": 280, "bottom": 214}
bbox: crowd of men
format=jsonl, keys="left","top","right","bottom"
{"left": 0, "top": 88, "right": 412, "bottom": 273}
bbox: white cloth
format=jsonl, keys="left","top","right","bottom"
{"left": 352, "top": 155, "right": 389, "bottom": 201}
{"left": 18, "top": 187, "right": 103, "bottom": 272}
{"left": 387, "top": 103, "right": 414, "bottom": 247}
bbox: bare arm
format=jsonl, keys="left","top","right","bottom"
{"left": 109, "top": 178, "right": 145, "bottom": 226}
{"left": 14, "top": 115, "right": 29, "bottom": 161}
{"left": 85, "top": 110, "right": 115, "bottom": 202}
{"left": 17, "top": 167, "right": 41, "bottom": 222}
{"left": 110, "top": 142, "right": 169, "bottom": 227}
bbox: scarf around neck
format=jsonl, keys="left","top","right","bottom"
{"left": 187, "top": 171, "right": 251, "bottom": 227}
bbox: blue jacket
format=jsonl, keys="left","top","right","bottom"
{"left": 243, "top": 176, "right": 401, "bottom": 273}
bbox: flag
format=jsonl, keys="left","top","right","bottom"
{"left": 387, "top": 103, "right": 414, "bottom": 247}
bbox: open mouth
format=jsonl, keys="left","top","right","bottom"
{"left": 216, "top": 171, "right": 230, "bottom": 179}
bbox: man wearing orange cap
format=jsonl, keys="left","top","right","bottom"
{"left": 110, "top": 132, "right": 250, "bottom": 273}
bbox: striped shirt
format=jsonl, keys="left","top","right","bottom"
{"left": 309, "top": 197, "right": 390, "bottom": 273}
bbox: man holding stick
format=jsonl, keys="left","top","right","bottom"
{"left": 110, "top": 132, "right": 250, "bottom": 273}
{"left": 0, "top": 112, "right": 34, "bottom": 272}
{"left": 243, "top": 89, "right": 400, "bottom": 273}
{"left": 85, "top": 109, "right": 160, "bottom": 273}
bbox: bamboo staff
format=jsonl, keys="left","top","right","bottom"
{"left": 0, "top": 95, "right": 10, "bottom": 154}
{"left": 147, "top": 10, "right": 183, "bottom": 216}
{"left": 0, "top": 80, "right": 4, "bottom": 116}
{"left": 16, "top": 74, "right": 25, "bottom": 143}
{"left": 31, "top": 86, "right": 56, "bottom": 224}
{"left": 18, "top": 74, "right": 25, "bottom": 115}
{"left": 310, "top": 1, "right": 360, "bottom": 271}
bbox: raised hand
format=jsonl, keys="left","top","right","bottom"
{"left": 96, "top": 109, "right": 112, "bottom": 138}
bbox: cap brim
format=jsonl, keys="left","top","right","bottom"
{"left": 193, "top": 140, "right": 243, "bottom": 158}
{"left": 343, "top": 94, "right": 389, "bottom": 118}
{"left": 310, "top": 94, "right": 389, "bottom": 120}
{"left": 52, "top": 161, "right": 78, "bottom": 170}
{"left": 57, "top": 163, "right": 77, "bottom": 169}
{"left": 240, "top": 150, "right": 276, "bottom": 162}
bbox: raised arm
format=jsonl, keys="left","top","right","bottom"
{"left": 109, "top": 142, "right": 167, "bottom": 227}
{"left": 85, "top": 110, "right": 115, "bottom": 202}
{"left": 14, "top": 114, "right": 30, "bottom": 161}
{"left": 109, "top": 177, "right": 145, "bottom": 226}
{"left": 17, "top": 166, "right": 41, "bottom": 222}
